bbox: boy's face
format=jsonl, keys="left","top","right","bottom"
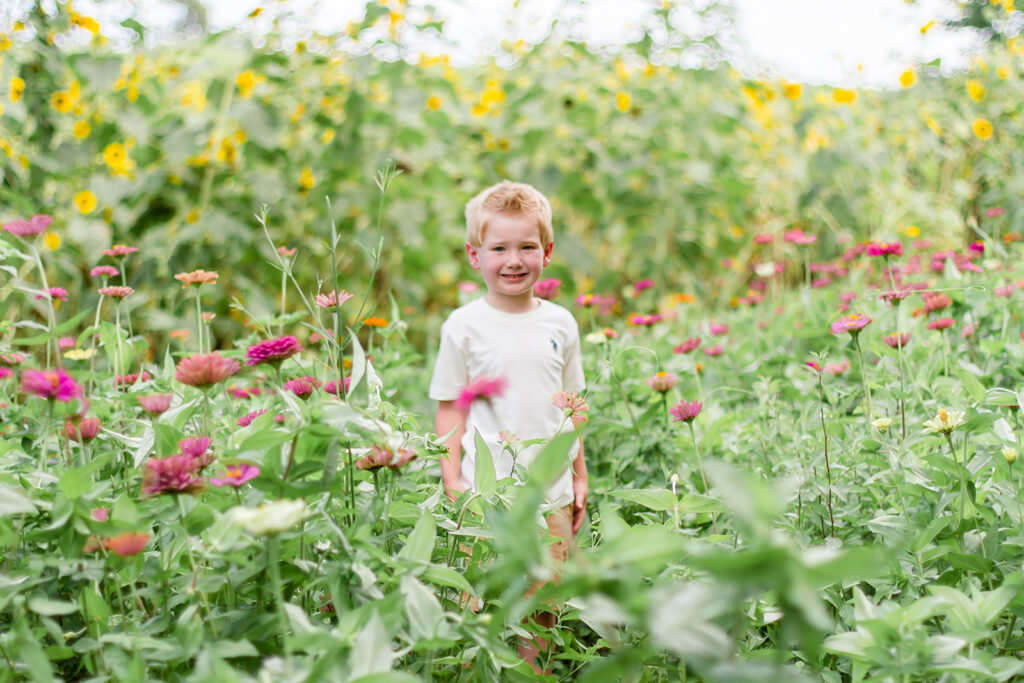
{"left": 466, "top": 213, "right": 553, "bottom": 312}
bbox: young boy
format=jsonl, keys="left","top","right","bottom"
{"left": 429, "top": 180, "right": 587, "bottom": 671}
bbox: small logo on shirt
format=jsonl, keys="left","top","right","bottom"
{"left": 549, "top": 337, "right": 558, "bottom": 352}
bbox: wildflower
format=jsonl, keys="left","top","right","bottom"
{"left": 673, "top": 337, "right": 701, "bottom": 354}
{"left": 899, "top": 69, "right": 916, "bottom": 88}
{"left": 65, "top": 348, "right": 96, "bottom": 361}
{"left": 783, "top": 229, "right": 816, "bottom": 245}
{"left": 972, "top": 118, "right": 993, "bottom": 140}
{"left": 58, "top": 335, "right": 74, "bottom": 350}
{"left": 628, "top": 313, "right": 662, "bottom": 326}
{"left": 830, "top": 314, "right": 872, "bottom": 337}
{"left": 0, "top": 368, "right": 13, "bottom": 380}
{"left": 805, "top": 360, "right": 821, "bottom": 372}
{"left": 73, "top": 120, "right": 91, "bottom": 139}
{"left": 883, "top": 332, "right": 912, "bottom": 348}
{"left": 833, "top": 88, "right": 856, "bottom": 104}
{"left": 1003, "top": 447, "right": 1018, "bottom": 465}
{"left": 102, "top": 142, "right": 128, "bottom": 171}
{"left": 116, "top": 371, "right": 152, "bottom": 386}
{"left": 823, "top": 359, "right": 850, "bottom": 375}
{"left": 866, "top": 241, "right": 903, "bottom": 257}
{"left": 141, "top": 454, "right": 205, "bottom": 496}
{"left": 20, "top": 368, "right": 83, "bottom": 402}
{"left": 872, "top": 417, "right": 894, "bottom": 433}
{"left": 91, "top": 508, "right": 109, "bottom": 522}
{"left": 355, "top": 444, "right": 417, "bottom": 471}
{"left": 584, "top": 331, "right": 608, "bottom": 344}
{"left": 284, "top": 375, "right": 321, "bottom": 399}
{"left": 702, "top": 344, "right": 724, "bottom": 357}
{"left": 783, "top": 83, "right": 801, "bottom": 99}
{"left": 103, "top": 532, "right": 150, "bottom": 557}
{"left": 179, "top": 436, "right": 212, "bottom": 463}
{"left": 174, "top": 269, "right": 219, "bottom": 287}
{"left": 498, "top": 430, "right": 520, "bottom": 448}
{"left": 277, "top": 246, "right": 296, "bottom": 258}
{"left": 323, "top": 377, "right": 351, "bottom": 395}
{"left": 986, "top": 207, "right": 1005, "bottom": 219}
{"left": 98, "top": 286, "right": 134, "bottom": 299}
{"left": 994, "top": 285, "right": 1014, "bottom": 298}
{"left": 1, "top": 352, "right": 26, "bottom": 366}
{"left": 230, "top": 499, "right": 307, "bottom": 536}
{"left": 426, "top": 94, "right": 442, "bottom": 110}
{"left": 669, "top": 399, "right": 702, "bottom": 423}
{"left": 647, "top": 371, "right": 678, "bottom": 393}
{"left": 923, "top": 408, "right": 966, "bottom": 434}
{"left": 175, "top": 352, "right": 241, "bottom": 387}
{"left": 576, "top": 293, "right": 597, "bottom": 307}
{"left": 966, "top": 80, "right": 985, "bottom": 101}
{"left": 245, "top": 336, "right": 303, "bottom": 366}
{"left": 36, "top": 287, "right": 69, "bottom": 302}
{"left": 227, "top": 386, "right": 262, "bottom": 399}
{"left": 754, "top": 233, "right": 774, "bottom": 245}
{"left": 968, "top": 241, "right": 984, "bottom": 254}
{"left": 138, "top": 393, "right": 173, "bottom": 416}
{"left": 533, "top": 278, "right": 561, "bottom": 300}
{"left": 101, "top": 244, "right": 138, "bottom": 257}
{"left": 708, "top": 322, "right": 728, "bottom": 335}
{"left": 74, "top": 190, "right": 97, "bottom": 214}
{"left": 3, "top": 214, "right": 52, "bottom": 237}
{"left": 552, "top": 391, "right": 589, "bottom": 428}
{"left": 90, "top": 265, "right": 119, "bottom": 278}
{"left": 924, "top": 292, "right": 952, "bottom": 313}
{"left": 238, "top": 409, "right": 268, "bottom": 427}
{"left": 880, "top": 290, "right": 911, "bottom": 305}
{"left": 456, "top": 376, "right": 507, "bottom": 411}
{"left": 927, "top": 317, "right": 955, "bottom": 331}
{"left": 210, "top": 463, "right": 260, "bottom": 487}
{"left": 314, "top": 290, "right": 354, "bottom": 310}
{"left": 961, "top": 323, "right": 976, "bottom": 338}
{"left": 632, "top": 279, "right": 655, "bottom": 295}
{"left": 64, "top": 417, "right": 101, "bottom": 442}
{"left": 361, "top": 316, "right": 388, "bottom": 327}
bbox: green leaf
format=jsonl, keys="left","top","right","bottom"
{"left": 955, "top": 368, "right": 985, "bottom": 404}
{"left": 419, "top": 565, "right": 473, "bottom": 594}
{"left": 28, "top": 597, "right": 79, "bottom": 616}
{"left": 59, "top": 468, "right": 91, "bottom": 500}
{"left": 399, "top": 512, "right": 436, "bottom": 563}
{"left": 609, "top": 488, "right": 677, "bottom": 511}
{"left": 473, "top": 429, "right": 496, "bottom": 497}
{"left": 0, "top": 484, "right": 37, "bottom": 516}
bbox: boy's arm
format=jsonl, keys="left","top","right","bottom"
{"left": 571, "top": 439, "right": 588, "bottom": 534}
{"left": 436, "top": 400, "right": 468, "bottom": 502}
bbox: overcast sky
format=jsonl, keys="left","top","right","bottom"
{"left": 66, "top": 0, "right": 987, "bottom": 87}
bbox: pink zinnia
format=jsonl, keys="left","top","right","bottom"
{"left": 64, "top": 417, "right": 102, "bottom": 442}
{"left": 986, "top": 207, "right": 1004, "bottom": 218}
{"left": 628, "top": 313, "right": 662, "bottom": 326}
{"left": 284, "top": 375, "right": 322, "bottom": 399}
{"left": 830, "top": 314, "right": 872, "bottom": 336}
{"left": 669, "top": 399, "right": 702, "bottom": 423}
{"left": 823, "top": 359, "right": 850, "bottom": 375}
{"left": 0, "top": 352, "right": 26, "bottom": 366}
{"left": 58, "top": 336, "right": 76, "bottom": 351}
{"left": 91, "top": 507, "right": 109, "bottom": 522}
{"left": 19, "top": 368, "right": 83, "bottom": 402}
{"left": 456, "top": 376, "right": 508, "bottom": 411}
{"left": 36, "top": 287, "right": 69, "bottom": 302}
{"left": 141, "top": 454, "right": 205, "bottom": 496}
{"left": 227, "top": 386, "right": 262, "bottom": 399}
{"left": 880, "top": 290, "right": 911, "bottom": 305}
{"left": 277, "top": 246, "right": 297, "bottom": 258}
{"left": 0, "top": 368, "right": 12, "bottom": 380}
{"left": 673, "top": 337, "right": 701, "bottom": 354}
{"left": 994, "top": 285, "right": 1014, "bottom": 298}
{"left": 103, "top": 532, "right": 150, "bottom": 557}
{"left": 783, "top": 229, "right": 817, "bottom": 245}
{"left": 138, "top": 393, "right": 173, "bottom": 416}
{"left": 116, "top": 371, "right": 152, "bottom": 386}
{"left": 866, "top": 242, "right": 903, "bottom": 257}
{"left": 575, "top": 293, "right": 597, "bottom": 307}
{"left": 702, "top": 344, "right": 724, "bottom": 357}
{"left": 314, "top": 290, "right": 354, "bottom": 310}
{"left": 552, "top": 391, "right": 589, "bottom": 428}
{"left": 708, "top": 322, "right": 728, "bottom": 336}
{"left": 90, "top": 265, "right": 119, "bottom": 278}
{"left": 98, "top": 286, "right": 134, "bottom": 299}
{"left": 210, "top": 463, "right": 260, "bottom": 487}
{"left": 647, "top": 371, "right": 678, "bottom": 393}
{"left": 175, "top": 352, "right": 241, "bottom": 387}
{"left": 883, "top": 332, "right": 912, "bottom": 348}
{"left": 179, "top": 436, "right": 212, "bottom": 461}
{"left": 4, "top": 215, "right": 53, "bottom": 237}
{"left": 753, "top": 233, "right": 773, "bottom": 245}
{"left": 102, "top": 244, "right": 138, "bottom": 257}
{"left": 355, "top": 445, "right": 417, "bottom": 471}
{"left": 927, "top": 317, "right": 955, "bottom": 331}
{"left": 324, "top": 377, "right": 351, "bottom": 395}
{"left": 246, "top": 336, "right": 303, "bottom": 366}
{"left": 533, "top": 278, "right": 562, "bottom": 300}
{"left": 961, "top": 323, "right": 977, "bottom": 338}
{"left": 238, "top": 409, "right": 268, "bottom": 427}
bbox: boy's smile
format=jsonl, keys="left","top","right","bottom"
{"left": 467, "top": 213, "right": 553, "bottom": 313}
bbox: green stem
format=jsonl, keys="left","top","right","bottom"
{"left": 853, "top": 335, "right": 873, "bottom": 419}
{"left": 195, "top": 289, "right": 204, "bottom": 354}
{"left": 267, "top": 536, "right": 290, "bottom": 657}
{"left": 28, "top": 242, "right": 58, "bottom": 369}
{"left": 817, "top": 373, "right": 835, "bottom": 537}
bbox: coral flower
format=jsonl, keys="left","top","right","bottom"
{"left": 98, "top": 286, "right": 134, "bottom": 299}
{"left": 103, "top": 532, "right": 150, "bottom": 557}
{"left": 830, "top": 314, "right": 872, "bottom": 336}
{"left": 3, "top": 214, "right": 53, "bottom": 237}
{"left": 64, "top": 417, "right": 101, "bottom": 442}
{"left": 90, "top": 265, "right": 119, "bottom": 278}
{"left": 245, "top": 336, "right": 303, "bottom": 366}
{"left": 670, "top": 399, "right": 702, "bottom": 423}
{"left": 314, "top": 290, "right": 354, "bottom": 309}
{"left": 671, "top": 337, "right": 704, "bottom": 356}
{"left": 141, "top": 454, "right": 205, "bottom": 496}
{"left": 174, "top": 269, "right": 219, "bottom": 287}
{"left": 284, "top": 375, "right": 322, "bottom": 399}
{"left": 175, "top": 352, "right": 241, "bottom": 387}
{"left": 994, "top": 285, "right": 1014, "bottom": 298}
{"left": 138, "top": 393, "right": 173, "bottom": 416}
{"left": 647, "top": 371, "right": 678, "bottom": 393}
{"left": 456, "top": 376, "right": 508, "bottom": 411}
{"left": 552, "top": 391, "right": 589, "bottom": 428}
{"left": 533, "top": 278, "right": 562, "bottom": 300}
{"left": 923, "top": 292, "right": 952, "bottom": 313}
{"left": 277, "top": 246, "right": 297, "bottom": 258}
{"left": 927, "top": 317, "right": 955, "bottom": 331}
{"left": 102, "top": 244, "right": 138, "bottom": 257}
{"left": 986, "top": 207, "right": 1004, "bottom": 219}
{"left": 36, "top": 287, "right": 69, "bottom": 302}
{"left": 961, "top": 323, "right": 976, "bottom": 338}
{"left": 883, "top": 332, "right": 912, "bottom": 348}
{"left": 210, "top": 463, "right": 260, "bottom": 487}
{"left": 20, "top": 368, "right": 83, "bottom": 402}
{"left": 866, "top": 242, "right": 903, "bottom": 257}
{"left": 355, "top": 445, "right": 418, "bottom": 471}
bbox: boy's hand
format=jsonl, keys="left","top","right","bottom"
{"left": 444, "top": 481, "right": 466, "bottom": 503}
{"left": 572, "top": 475, "right": 588, "bottom": 534}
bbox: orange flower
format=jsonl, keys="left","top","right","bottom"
{"left": 361, "top": 316, "right": 388, "bottom": 327}
{"left": 103, "top": 532, "right": 150, "bottom": 557}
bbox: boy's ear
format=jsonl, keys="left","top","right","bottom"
{"left": 543, "top": 241, "right": 553, "bottom": 265}
{"left": 466, "top": 242, "right": 480, "bottom": 269}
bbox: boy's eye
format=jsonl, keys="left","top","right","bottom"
{"left": 493, "top": 246, "right": 505, "bottom": 252}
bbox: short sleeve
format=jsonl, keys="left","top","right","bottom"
{"left": 429, "top": 322, "right": 468, "bottom": 401}
{"left": 561, "top": 320, "right": 585, "bottom": 394}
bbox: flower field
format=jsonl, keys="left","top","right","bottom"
{"left": 3, "top": 2, "right": 1024, "bottom": 681}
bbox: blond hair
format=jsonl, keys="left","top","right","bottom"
{"left": 464, "top": 180, "right": 553, "bottom": 247}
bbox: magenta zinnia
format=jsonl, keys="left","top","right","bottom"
{"left": 210, "top": 463, "right": 260, "bottom": 487}
{"left": 179, "top": 436, "right": 213, "bottom": 467}
{"left": 866, "top": 241, "right": 903, "bottom": 257}
{"left": 673, "top": 337, "right": 701, "bottom": 354}
{"left": 175, "top": 352, "right": 241, "bottom": 388}
{"left": 455, "top": 376, "right": 508, "bottom": 411}
{"left": 830, "top": 313, "right": 872, "bottom": 336}
{"left": 245, "top": 336, "right": 303, "bottom": 366}
{"left": 284, "top": 375, "right": 322, "bottom": 399}
{"left": 670, "top": 399, "right": 702, "bottom": 423}
{"left": 552, "top": 391, "right": 589, "bottom": 428}
{"left": 19, "top": 368, "right": 83, "bottom": 402}
{"left": 533, "top": 278, "right": 562, "bottom": 300}
{"left": 324, "top": 377, "right": 351, "bottom": 395}
{"left": 141, "top": 454, "right": 205, "bottom": 496}
{"left": 36, "top": 287, "right": 69, "bottom": 302}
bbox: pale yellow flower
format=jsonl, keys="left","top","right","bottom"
{"left": 230, "top": 499, "right": 306, "bottom": 536}
{"left": 966, "top": 80, "right": 985, "bottom": 101}
{"left": 923, "top": 408, "right": 966, "bottom": 434}
{"left": 615, "top": 92, "right": 632, "bottom": 112}
{"left": 72, "top": 120, "right": 91, "bottom": 138}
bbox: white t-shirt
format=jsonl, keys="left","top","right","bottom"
{"left": 429, "top": 297, "right": 585, "bottom": 509}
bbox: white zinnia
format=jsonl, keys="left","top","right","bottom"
{"left": 230, "top": 499, "right": 307, "bottom": 536}
{"left": 923, "top": 408, "right": 966, "bottom": 435}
